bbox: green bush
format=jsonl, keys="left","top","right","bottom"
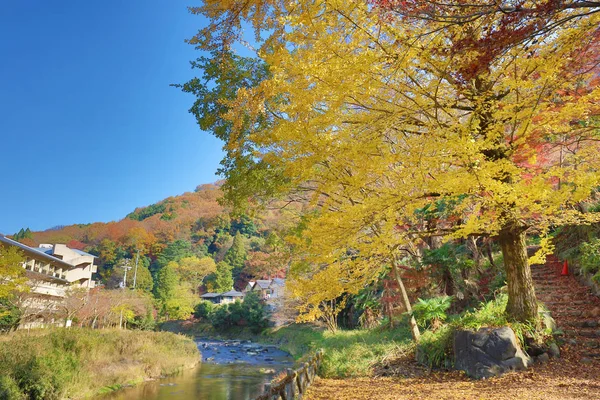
{"left": 415, "top": 294, "right": 540, "bottom": 368}
{"left": 579, "top": 239, "right": 600, "bottom": 275}
{"left": 208, "top": 292, "right": 269, "bottom": 333}
{"left": 0, "top": 300, "right": 21, "bottom": 333}
{"left": 210, "top": 306, "right": 231, "bottom": 329}
{"left": 193, "top": 301, "right": 214, "bottom": 320}
{"left": 411, "top": 296, "right": 452, "bottom": 329}
{"left": 0, "top": 375, "right": 24, "bottom": 400}
{"left": 416, "top": 325, "right": 454, "bottom": 368}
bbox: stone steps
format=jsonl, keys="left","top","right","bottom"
{"left": 530, "top": 257, "right": 600, "bottom": 365}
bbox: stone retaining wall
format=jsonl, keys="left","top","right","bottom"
{"left": 255, "top": 350, "right": 323, "bottom": 400}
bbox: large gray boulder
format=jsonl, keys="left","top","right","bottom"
{"left": 454, "top": 327, "right": 533, "bottom": 379}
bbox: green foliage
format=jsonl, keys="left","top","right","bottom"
{"left": 240, "top": 292, "right": 268, "bottom": 333}
{"left": 193, "top": 301, "right": 214, "bottom": 319}
{"left": 176, "top": 50, "right": 285, "bottom": 212}
{"left": 0, "top": 329, "right": 198, "bottom": 399}
{"left": 0, "top": 375, "right": 23, "bottom": 400}
{"left": 0, "top": 299, "right": 21, "bottom": 333}
{"left": 0, "top": 246, "right": 27, "bottom": 299}
{"left": 132, "top": 264, "right": 154, "bottom": 292}
{"left": 130, "top": 311, "right": 157, "bottom": 331}
{"left": 268, "top": 324, "right": 413, "bottom": 378}
{"left": 415, "top": 294, "right": 540, "bottom": 368}
{"left": 224, "top": 232, "right": 247, "bottom": 277}
{"left": 127, "top": 203, "right": 166, "bottom": 221}
{"left": 416, "top": 325, "right": 454, "bottom": 369}
{"left": 162, "top": 283, "right": 197, "bottom": 320}
{"left": 154, "top": 264, "right": 178, "bottom": 303}
{"left": 211, "top": 261, "right": 234, "bottom": 293}
{"left": 230, "top": 215, "right": 257, "bottom": 236}
{"left": 578, "top": 238, "right": 600, "bottom": 275}
{"left": 593, "top": 272, "right": 600, "bottom": 285}
{"left": 12, "top": 228, "right": 32, "bottom": 242}
{"left": 421, "top": 243, "right": 475, "bottom": 296}
{"left": 156, "top": 240, "right": 194, "bottom": 269}
{"left": 208, "top": 293, "right": 269, "bottom": 333}
{"left": 173, "top": 256, "right": 216, "bottom": 289}
{"left": 411, "top": 296, "right": 453, "bottom": 329}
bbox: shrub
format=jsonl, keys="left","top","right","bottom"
{"left": 411, "top": 296, "right": 452, "bottom": 329}
{"left": 0, "top": 299, "right": 21, "bottom": 333}
{"left": 193, "top": 301, "right": 214, "bottom": 320}
{"left": 579, "top": 239, "right": 600, "bottom": 275}
{"left": 0, "top": 375, "right": 24, "bottom": 400}
{"left": 416, "top": 325, "right": 454, "bottom": 368}
{"left": 415, "top": 294, "right": 541, "bottom": 368}
{"left": 208, "top": 293, "right": 269, "bottom": 333}
{"left": 210, "top": 306, "right": 231, "bottom": 329}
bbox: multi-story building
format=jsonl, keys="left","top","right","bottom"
{"left": 0, "top": 235, "right": 97, "bottom": 327}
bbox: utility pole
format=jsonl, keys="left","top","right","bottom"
{"left": 120, "top": 259, "right": 132, "bottom": 289}
{"left": 119, "top": 260, "right": 132, "bottom": 329}
{"left": 132, "top": 249, "right": 140, "bottom": 289}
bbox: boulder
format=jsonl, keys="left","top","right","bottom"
{"left": 536, "top": 353, "right": 550, "bottom": 364}
{"left": 454, "top": 327, "right": 533, "bottom": 379}
{"left": 548, "top": 343, "right": 561, "bottom": 358}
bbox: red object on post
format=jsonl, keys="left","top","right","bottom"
{"left": 561, "top": 260, "right": 569, "bottom": 276}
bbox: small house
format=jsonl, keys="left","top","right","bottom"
{"left": 200, "top": 292, "right": 222, "bottom": 304}
{"left": 219, "top": 290, "right": 245, "bottom": 304}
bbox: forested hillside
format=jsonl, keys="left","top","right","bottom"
{"left": 11, "top": 183, "right": 292, "bottom": 301}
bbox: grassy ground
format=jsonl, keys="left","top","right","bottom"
{"left": 0, "top": 328, "right": 199, "bottom": 399}
{"left": 266, "top": 325, "right": 413, "bottom": 378}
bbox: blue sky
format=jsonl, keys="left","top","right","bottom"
{"left": 0, "top": 1, "right": 224, "bottom": 234}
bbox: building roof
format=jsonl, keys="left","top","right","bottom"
{"left": 0, "top": 235, "right": 74, "bottom": 270}
{"left": 271, "top": 278, "right": 285, "bottom": 286}
{"left": 200, "top": 293, "right": 221, "bottom": 298}
{"left": 255, "top": 280, "right": 272, "bottom": 289}
{"left": 33, "top": 247, "right": 96, "bottom": 258}
{"left": 73, "top": 249, "right": 97, "bottom": 258}
{"left": 221, "top": 290, "right": 244, "bottom": 297}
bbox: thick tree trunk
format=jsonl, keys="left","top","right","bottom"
{"left": 392, "top": 262, "right": 421, "bottom": 342}
{"left": 498, "top": 225, "right": 538, "bottom": 322}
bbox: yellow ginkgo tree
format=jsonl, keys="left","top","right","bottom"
{"left": 188, "top": 0, "right": 600, "bottom": 327}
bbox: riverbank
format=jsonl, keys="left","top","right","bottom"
{"left": 0, "top": 328, "right": 199, "bottom": 399}
{"left": 161, "top": 321, "right": 414, "bottom": 378}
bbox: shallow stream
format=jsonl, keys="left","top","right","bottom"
{"left": 103, "top": 340, "right": 294, "bottom": 400}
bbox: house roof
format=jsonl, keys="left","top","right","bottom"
{"left": 271, "top": 278, "right": 285, "bottom": 286}
{"left": 255, "top": 280, "right": 272, "bottom": 289}
{"left": 221, "top": 290, "right": 244, "bottom": 297}
{"left": 200, "top": 293, "right": 221, "bottom": 298}
{"left": 246, "top": 281, "right": 256, "bottom": 288}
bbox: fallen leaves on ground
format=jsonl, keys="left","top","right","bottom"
{"left": 306, "top": 359, "right": 600, "bottom": 400}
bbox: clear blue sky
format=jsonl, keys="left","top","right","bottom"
{"left": 0, "top": 1, "right": 224, "bottom": 234}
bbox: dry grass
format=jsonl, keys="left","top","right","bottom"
{"left": 0, "top": 328, "right": 200, "bottom": 399}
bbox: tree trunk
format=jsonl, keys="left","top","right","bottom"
{"left": 498, "top": 224, "right": 538, "bottom": 322}
{"left": 392, "top": 262, "right": 421, "bottom": 342}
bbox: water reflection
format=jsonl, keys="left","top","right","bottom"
{"left": 105, "top": 364, "right": 275, "bottom": 400}
{"left": 103, "top": 340, "right": 294, "bottom": 400}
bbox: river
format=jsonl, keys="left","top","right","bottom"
{"left": 103, "top": 340, "right": 295, "bottom": 400}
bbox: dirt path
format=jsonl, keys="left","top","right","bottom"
{"left": 306, "top": 256, "right": 600, "bottom": 399}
